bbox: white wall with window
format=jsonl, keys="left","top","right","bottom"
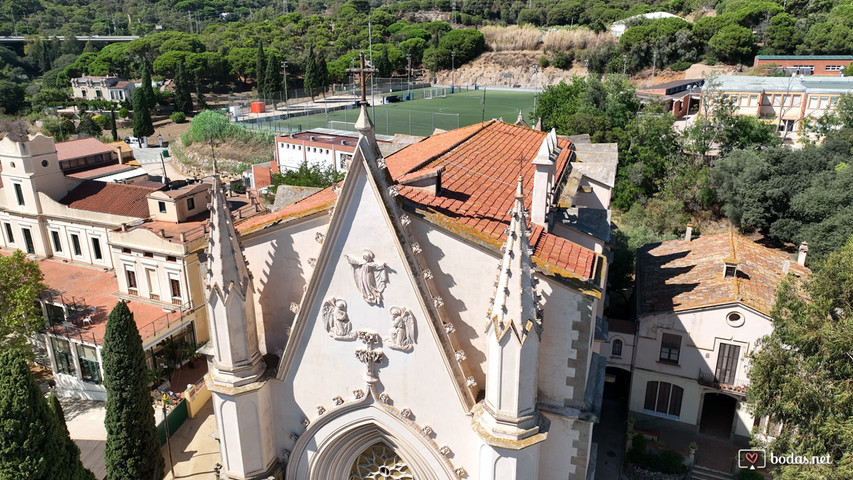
{"left": 45, "top": 334, "right": 106, "bottom": 400}
{"left": 42, "top": 219, "right": 113, "bottom": 268}
{"left": 0, "top": 214, "right": 47, "bottom": 256}
{"left": 114, "top": 247, "right": 189, "bottom": 308}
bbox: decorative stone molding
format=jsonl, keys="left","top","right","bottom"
{"left": 357, "top": 330, "right": 382, "bottom": 346}
{"left": 455, "top": 350, "right": 466, "bottom": 362}
{"left": 301, "top": 418, "right": 310, "bottom": 427}
{"left": 377, "top": 157, "right": 386, "bottom": 169}
{"left": 411, "top": 243, "right": 422, "bottom": 254}
{"left": 444, "top": 323, "right": 456, "bottom": 334}
{"left": 401, "top": 408, "right": 413, "bottom": 419}
{"left": 454, "top": 467, "right": 467, "bottom": 478}
{"left": 345, "top": 249, "right": 389, "bottom": 304}
{"left": 281, "top": 449, "right": 291, "bottom": 462}
{"left": 289, "top": 433, "right": 299, "bottom": 442}
{"left": 400, "top": 214, "right": 411, "bottom": 226}
{"left": 315, "top": 232, "right": 325, "bottom": 243}
{"left": 379, "top": 392, "right": 392, "bottom": 404}
{"left": 466, "top": 377, "right": 477, "bottom": 388}
{"left": 439, "top": 445, "right": 452, "bottom": 457}
{"left": 289, "top": 303, "right": 299, "bottom": 314}
{"left": 355, "top": 349, "right": 385, "bottom": 383}
{"left": 353, "top": 389, "right": 365, "bottom": 399}
{"left": 322, "top": 298, "right": 357, "bottom": 340}
{"left": 386, "top": 307, "right": 416, "bottom": 352}
{"left": 388, "top": 185, "right": 399, "bottom": 197}
{"left": 422, "top": 425, "right": 434, "bottom": 436}
{"left": 316, "top": 405, "right": 326, "bottom": 416}
{"left": 433, "top": 296, "right": 444, "bottom": 308}
{"left": 307, "top": 257, "right": 317, "bottom": 268}
{"left": 333, "top": 396, "right": 344, "bottom": 406}
{"left": 422, "top": 269, "right": 433, "bottom": 279}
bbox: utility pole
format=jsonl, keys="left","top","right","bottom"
{"left": 451, "top": 51, "right": 456, "bottom": 93}
{"left": 406, "top": 53, "right": 412, "bottom": 101}
{"left": 282, "top": 61, "right": 292, "bottom": 133}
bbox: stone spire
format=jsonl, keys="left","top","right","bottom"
{"left": 489, "top": 176, "right": 540, "bottom": 338}
{"left": 475, "top": 177, "right": 545, "bottom": 450}
{"left": 205, "top": 169, "right": 264, "bottom": 387}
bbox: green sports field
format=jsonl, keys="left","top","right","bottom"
{"left": 255, "top": 88, "right": 539, "bottom": 137}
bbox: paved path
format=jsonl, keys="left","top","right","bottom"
{"left": 60, "top": 398, "right": 107, "bottom": 480}
{"left": 62, "top": 396, "right": 219, "bottom": 480}
{"left": 130, "top": 145, "right": 189, "bottom": 181}
{"left": 594, "top": 398, "right": 628, "bottom": 480}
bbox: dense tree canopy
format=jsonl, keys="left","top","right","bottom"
{"left": 0, "top": 250, "right": 48, "bottom": 356}
{"left": 748, "top": 236, "right": 853, "bottom": 479}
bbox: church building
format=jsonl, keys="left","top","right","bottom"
{"left": 203, "top": 97, "right": 614, "bottom": 479}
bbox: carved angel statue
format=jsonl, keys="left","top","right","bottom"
{"left": 322, "top": 298, "right": 356, "bottom": 340}
{"left": 386, "top": 307, "right": 416, "bottom": 352}
{"left": 345, "top": 249, "right": 389, "bottom": 304}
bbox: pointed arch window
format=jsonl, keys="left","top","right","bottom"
{"left": 611, "top": 338, "right": 623, "bottom": 357}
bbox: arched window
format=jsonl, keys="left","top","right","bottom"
{"left": 612, "top": 339, "right": 623, "bottom": 357}
{"left": 351, "top": 442, "right": 413, "bottom": 479}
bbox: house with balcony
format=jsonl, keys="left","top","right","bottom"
{"left": 630, "top": 229, "right": 809, "bottom": 443}
{"left": 70, "top": 75, "right": 135, "bottom": 102}
{"left": 0, "top": 133, "right": 265, "bottom": 399}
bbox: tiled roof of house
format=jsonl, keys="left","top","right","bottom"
{"left": 65, "top": 163, "right": 137, "bottom": 180}
{"left": 387, "top": 120, "right": 598, "bottom": 282}
{"left": 238, "top": 121, "right": 600, "bottom": 283}
{"left": 637, "top": 233, "right": 810, "bottom": 316}
{"left": 60, "top": 180, "right": 164, "bottom": 218}
{"left": 55, "top": 138, "right": 114, "bottom": 162}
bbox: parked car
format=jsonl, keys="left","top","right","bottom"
{"left": 124, "top": 135, "right": 139, "bottom": 144}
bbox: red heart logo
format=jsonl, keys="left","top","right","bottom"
{"left": 745, "top": 452, "right": 758, "bottom": 464}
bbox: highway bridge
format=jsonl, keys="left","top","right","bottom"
{"left": 0, "top": 35, "right": 139, "bottom": 43}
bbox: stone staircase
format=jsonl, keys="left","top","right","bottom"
{"left": 691, "top": 465, "right": 734, "bottom": 480}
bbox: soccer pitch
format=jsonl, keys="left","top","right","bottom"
{"left": 258, "top": 89, "right": 539, "bottom": 137}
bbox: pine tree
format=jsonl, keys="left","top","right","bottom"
{"left": 82, "top": 40, "right": 97, "bottom": 53}
{"left": 110, "top": 107, "right": 118, "bottom": 141}
{"left": 0, "top": 350, "right": 65, "bottom": 479}
{"left": 103, "top": 301, "right": 164, "bottom": 480}
{"left": 317, "top": 50, "right": 329, "bottom": 99}
{"left": 174, "top": 59, "right": 193, "bottom": 115}
{"left": 46, "top": 393, "right": 96, "bottom": 480}
{"left": 263, "top": 52, "right": 280, "bottom": 97}
{"left": 255, "top": 41, "right": 266, "bottom": 96}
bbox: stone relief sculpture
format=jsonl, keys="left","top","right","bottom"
{"left": 322, "top": 298, "right": 357, "bottom": 340}
{"left": 386, "top": 307, "right": 416, "bottom": 352}
{"left": 345, "top": 249, "right": 389, "bottom": 304}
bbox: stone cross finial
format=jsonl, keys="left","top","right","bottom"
{"left": 346, "top": 52, "right": 378, "bottom": 105}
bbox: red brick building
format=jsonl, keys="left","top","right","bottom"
{"left": 752, "top": 55, "right": 853, "bottom": 76}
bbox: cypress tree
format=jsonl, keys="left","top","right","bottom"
{"left": 174, "top": 59, "right": 193, "bottom": 115}
{"left": 46, "top": 393, "right": 96, "bottom": 480}
{"left": 132, "top": 87, "right": 154, "bottom": 140}
{"left": 110, "top": 107, "right": 118, "bottom": 141}
{"left": 195, "top": 73, "right": 207, "bottom": 110}
{"left": 103, "top": 301, "right": 164, "bottom": 480}
{"left": 263, "top": 52, "right": 280, "bottom": 97}
{"left": 317, "top": 50, "right": 329, "bottom": 99}
{"left": 139, "top": 60, "right": 157, "bottom": 111}
{"left": 255, "top": 42, "right": 266, "bottom": 95}
{"left": 304, "top": 45, "right": 319, "bottom": 101}
{"left": 0, "top": 350, "right": 65, "bottom": 479}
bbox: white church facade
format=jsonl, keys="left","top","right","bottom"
{"left": 203, "top": 102, "right": 614, "bottom": 479}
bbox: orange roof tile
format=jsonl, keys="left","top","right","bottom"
{"left": 55, "top": 137, "right": 114, "bottom": 162}
{"left": 388, "top": 121, "right": 597, "bottom": 281}
{"left": 60, "top": 180, "right": 163, "bottom": 218}
{"left": 237, "top": 186, "right": 338, "bottom": 235}
{"left": 637, "top": 233, "right": 810, "bottom": 316}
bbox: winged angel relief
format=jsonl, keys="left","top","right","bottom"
{"left": 322, "top": 298, "right": 357, "bottom": 340}
{"left": 345, "top": 249, "right": 389, "bottom": 304}
{"left": 386, "top": 307, "right": 416, "bottom": 352}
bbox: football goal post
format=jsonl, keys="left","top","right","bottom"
{"left": 423, "top": 88, "right": 447, "bottom": 99}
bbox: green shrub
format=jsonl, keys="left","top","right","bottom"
{"left": 170, "top": 111, "right": 187, "bottom": 123}
{"left": 539, "top": 56, "right": 550, "bottom": 68}
{"left": 118, "top": 107, "right": 130, "bottom": 119}
{"left": 669, "top": 60, "right": 692, "bottom": 71}
{"left": 739, "top": 469, "right": 764, "bottom": 480}
{"left": 654, "top": 450, "right": 685, "bottom": 474}
{"left": 552, "top": 50, "right": 574, "bottom": 69}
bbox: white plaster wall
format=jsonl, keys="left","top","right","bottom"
{"left": 604, "top": 332, "right": 633, "bottom": 370}
{"left": 113, "top": 248, "right": 188, "bottom": 305}
{"left": 538, "top": 413, "right": 582, "bottom": 479}
{"left": 629, "top": 368, "right": 701, "bottom": 425}
{"left": 635, "top": 306, "right": 772, "bottom": 386}
{"left": 242, "top": 214, "right": 328, "bottom": 356}
{"left": 45, "top": 219, "right": 113, "bottom": 268}
{"left": 0, "top": 213, "right": 48, "bottom": 256}
{"left": 273, "top": 170, "right": 484, "bottom": 477}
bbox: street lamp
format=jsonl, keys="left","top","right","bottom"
{"left": 406, "top": 53, "right": 412, "bottom": 101}
{"left": 451, "top": 51, "right": 456, "bottom": 93}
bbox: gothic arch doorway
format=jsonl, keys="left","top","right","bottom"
{"left": 350, "top": 442, "right": 414, "bottom": 479}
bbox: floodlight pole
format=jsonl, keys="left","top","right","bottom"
{"left": 451, "top": 51, "right": 456, "bottom": 92}
{"left": 282, "top": 61, "right": 292, "bottom": 133}
{"left": 406, "top": 53, "right": 412, "bottom": 101}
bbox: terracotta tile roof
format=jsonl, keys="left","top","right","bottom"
{"left": 237, "top": 186, "right": 337, "bottom": 235}
{"left": 387, "top": 120, "right": 598, "bottom": 282}
{"left": 55, "top": 138, "right": 114, "bottom": 162}
{"left": 0, "top": 250, "right": 176, "bottom": 346}
{"left": 60, "top": 180, "right": 164, "bottom": 218}
{"left": 637, "top": 233, "right": 810, "bottom": 316}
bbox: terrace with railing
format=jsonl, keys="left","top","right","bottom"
{"left": 697, "top": 371, "right": 749, "bottom": 396}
